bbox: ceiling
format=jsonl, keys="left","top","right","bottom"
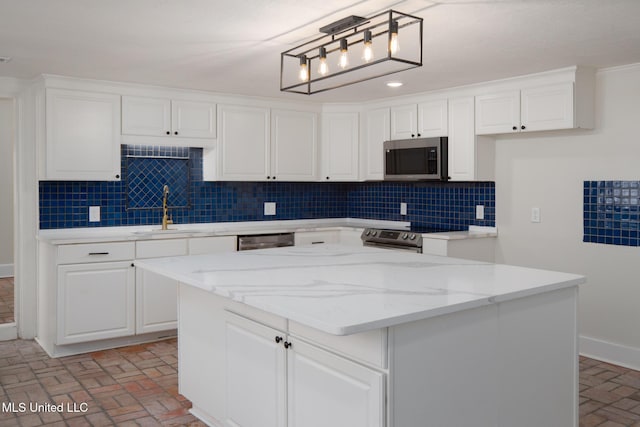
{"left": 1, "top": 0, "right": 640, "bottom": 103}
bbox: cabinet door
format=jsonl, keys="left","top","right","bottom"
{"left": 521, "top": 83, "right": 574, "bottom": 132}
{"left": 363, "top": 108, "right": 390, "bottom": 180}
{"left": 171, "top": 100, "right": 216, "bottom": 138}
{"left": 224, "top": 312, "right": 287, "bottom": 427}
{"left": 418, "top": 99, "right": 448, "bottom": 137}
{"left": 121, "top": 96, "right": 171, "bottom": 136}
{"left": 295, "top": 231, "right": 340, "bottom": 246}
{"left": 288, "top": 339, "right": 385, "bottom": 427}
{"left": 57, "top": 261, "right": 135, "bottom": 344}
{"left": 45, "top": 89, "right": 121, "bottom": 181}
{"left": 136, "top": 268, "right": 177, "bottom": 334}
{"left": 271, "top": 110, "right": 318, "bottom": 181}
{"left": 321, "top": 112, "right": 359, "bottom": 181}
{"left": 218, "top": 105, "right": 270, "bottom": 181}
{"left": 448, "top": 96, "right": 476, "bottom": 181}
{"left": 475, "top": 90, "right": 520, "bottom": 135}
{"left": 390, "top": 104, "right": 417, "bottom": 139}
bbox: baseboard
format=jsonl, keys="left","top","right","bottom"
{"left": 0, "top": 323, "right": 17, "bottom": 341}
{"left": 0, "top": 263, "right": 14, "bottom": 278}
{"left": 580, "top": 335, "right": 640, "bottom": 371}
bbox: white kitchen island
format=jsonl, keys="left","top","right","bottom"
{"left": 135, "top": 244, "right": 585, "bottom": 427}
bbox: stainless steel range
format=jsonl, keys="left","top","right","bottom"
{"left": 361, "top": 228, "right": 423, "bottom": 253}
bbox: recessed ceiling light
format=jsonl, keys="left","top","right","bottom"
{"left": 0, "top": 56, "right": 12, "bottom": 64}
{"left": 386, "top": 81, "right": 403, "bottom": 88}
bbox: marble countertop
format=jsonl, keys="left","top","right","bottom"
{"left": 37, "top": 218, "right": 410, "bottom": 245}
{"left": 135, "top": 244, "right": 584, "bottom": 336}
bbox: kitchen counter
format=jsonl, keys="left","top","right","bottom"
{"left": 142, "top": 243, "right": 584, "bottom": 427}
{"left": 36, "top": 218, "right": 410, "bottom": 245}
{"left": 135, "top": 243, "right": 582, "bottom": 336}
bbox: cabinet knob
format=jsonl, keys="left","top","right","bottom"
{"left": 131, "top": 263, "right": 135, "bottom": 267}
{"left": 411, "top": 134, "right": 415, "bottom": 138}
{"left": 166, "top": 131, "right": 170, "bottom": 135}
{"left": 267, "top": 176, "right": 271, "bottom": 180}
{"left": 275, "top": 336, "right": 283, "bottom": 344}
{"left": 417, "top": 133, "right": 421, "bottom": 137}
{"left": 174, "top": 131, "right": 178, "bottom": 135}
{"left": 521, "top": 125, "right": 526, "bottom": 130}
{"left": 272, "top": 176, "right": 276, "bottom": 180}
{"left": 326, "top": 176, "right": 330, "bottom": 180}
{"left": 115, "top": 174, "right": 120, "bottom": 179}
{"left": 512, "top": 126, "right": 517, "bottom": 131}
{"left": 284, "top": 341, "right": 292, "bottom": 349}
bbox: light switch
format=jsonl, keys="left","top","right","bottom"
{"left": 400, "top": 202, "right": 407, "bottom": 216}
{"left": 475, "top": 205, "right": 484, "bottom": 220}
{"left": 264, "top": 202, "right": 276, "bottom": 216}
{"left": 89, "top": 206, "right": 100, "bottom": 222}
{"left": 531, "top": 207, "right": 541, "bottom": 223}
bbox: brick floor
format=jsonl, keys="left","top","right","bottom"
{"left": 2, "top": 338, "right": 640, "bottom": 426}
{"left": 0, "top": 339, "right": 205, "bottom": 426}
{"left": 0, "top": 278, "right": 14, "bottom": 324}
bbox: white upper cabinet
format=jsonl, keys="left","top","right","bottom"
{"left": 390, "top": 99, "right": 448, "bottom": 140}
{"left": 216, "top": 104, "right": 270, "bottom": 181}
{"left": 448, "top": 96, "right": 476, "bottom": 181}
{"left": 271, "top": 110, "right": 318, "bottom": 181}
{"left": 475, "top": 80, "right": 592, "bottom": 135}
{"left": 321, "top": 112, "right": 359, "bottom": 181}
{"left": 363, "top": 108, "right": 390, "bottom": 181}
{"left": 122, "top": 96, "right": 216, "bottom": 145}
{"left": 43, "top": 88, "right": 122, "bottom": 181}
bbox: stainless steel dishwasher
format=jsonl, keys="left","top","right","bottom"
{"left": 237, "top": 233, "right": 295, "bottom": 251}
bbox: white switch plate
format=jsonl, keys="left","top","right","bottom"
{"left": 89, "top": 206, "right": 100, "bottom": 222}
{"left": 264, "top": 202, "right": 276, "bottom": 216}
{"left": 531, "top": 207, "right": 541, "bottom": 223}
{"left": 475, "top": 205, "right": 484, "bottom": 220}
{"left": 400, "top": 202, "right": 407, "bottom": 216}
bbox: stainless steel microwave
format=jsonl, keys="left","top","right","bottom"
{"left": 384, "top": 137, "right": 449, "bottom": 181}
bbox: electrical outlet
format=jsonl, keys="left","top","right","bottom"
{"left": 264, "top": 202, "right": 276, "bottom": 216}
{"left": 475, "top": 205, "right": 484, "bottom": 220}
{"left": 531, "top": 207, "right": 541, "bottom": 223}
{"left": 400, "top": 202, "right": 407, "bottom": 216}
{"left": 89, "top": 206, "right": 100, "bottom": 222}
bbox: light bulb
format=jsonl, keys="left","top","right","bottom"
{"left": 362, "top": 30, "right": 374, "bottom": 62}
{"left": 298, "top": 55, "right": 308, "bottom": 82}
{"left": 389, "top": 20, "right": 400, "bottom": 55}
{"left": 338, "top": 38, "right": 349, "bottom": 69}
{"left": 318, "top": 47, "right": 329, "bottom": 76}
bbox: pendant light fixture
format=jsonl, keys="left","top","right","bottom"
{"left": 280, "top": 9, "right": 423, "bottom": 95}
{"left": 318, "top": 47, "right": 329, "bottom": 75}
{"left": 362, "top": 30, "right": 374, "bottom": 62}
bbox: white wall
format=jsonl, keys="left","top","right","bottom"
{"left": 494, "top": 63, "right": 640, "bottom": 369}
{"left": 0, "top": 99, "right": 13, "bottom": 276}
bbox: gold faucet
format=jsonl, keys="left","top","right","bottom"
{"left": 161, "top": 185, "right": 173, "bottom": 230}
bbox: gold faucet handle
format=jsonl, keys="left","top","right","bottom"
{"left": 167, "top": 218, "right": 173, "bottom": 225}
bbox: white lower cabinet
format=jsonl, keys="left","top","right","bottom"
{"left": 136, "top": 269, "right": 179, "bottom": 334}
{"left": 57, "top": 261, "right": 135, "bottom": 345}
{"left": 214, "top": 310, "right": 385, "bottom": 427}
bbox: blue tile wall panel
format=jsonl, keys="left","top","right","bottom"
{"left": 39, "top": 145, "right": 496, "bottom": 230}
{"left": 584, "top": 181, "right": 640, "bottom": 246}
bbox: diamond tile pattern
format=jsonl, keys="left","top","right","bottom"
{"left": 39, "top": 145, "right": 496, "bottom": 230}
{"left": 584, "top": 181, "right": 640, "bottom": 246}
{"left": 127, "top": 157, "right": 189, "bottom": 210}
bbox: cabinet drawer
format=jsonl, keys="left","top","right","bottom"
{"left": 57, "top": 242, "right": 135, "bottom": 264}
{"left": 136, "top": 239, "right": 188, "bottom": 259}
{"left": 295, "top": 231, "right": 340, "bottom": 246}
{"left": 289, "top": 321, "right": 388, "bottom": 369}
{"left": 189, "top": 236, "right": 237, "bottom": 255}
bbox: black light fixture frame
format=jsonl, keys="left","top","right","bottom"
{"left": 280, "top": 9, "right": 423, "bottom": 95}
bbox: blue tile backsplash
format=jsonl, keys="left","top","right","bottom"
{"left": 584, "top": 181, "right": 640, "bottom": 246}
{"left": 39, "top": 145, "right": 495, "bottom": 230}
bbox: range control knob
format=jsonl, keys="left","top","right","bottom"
{"left": 410, "top": 234, "right": 416, "bottom": 240}
{"left": 372, "top": 231, "right": 377, "bottom": 237}
{"left": 365, "top": 230, "right": 371, "bottom": 236}
{"left": 402, "top": 233, "right": 409, "bottom": 240}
